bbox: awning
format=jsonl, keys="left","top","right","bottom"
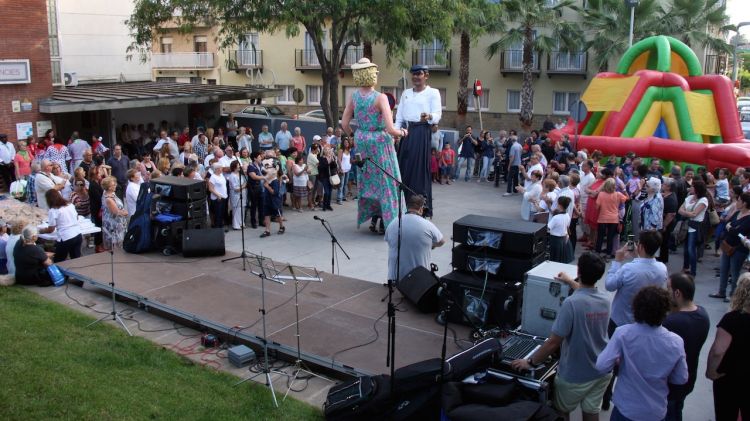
{"left": 39, "top": 82, "right": 281, "bottom": 113}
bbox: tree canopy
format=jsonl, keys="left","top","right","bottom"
{"left": 127, "top": 0, "right": 455, "bottom": 127}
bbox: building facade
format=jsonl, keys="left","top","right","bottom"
{"left": 0, "top": 0, "right": 54, "bottom": 141}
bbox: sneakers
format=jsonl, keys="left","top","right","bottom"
{"left": 502, "top": 192, "right": 513, "bottom": 197}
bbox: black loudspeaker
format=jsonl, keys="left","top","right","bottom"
{"left": 440, "top": 271, "right": 522, "bottom": 329}
{"left": 153, "top": 220, "right": 186, "bottom": 251}
{"left": 453, "top": 215, "right": 547, "bottom": 256}
{"left": 451, "top": 245, "right": 546, "bottom": 282}
{"left": 397, "top": 266, "right": 440, "bottom": 313}
{"left": 185, "top": 217, "right": 210, "bottom": 230}
{"left": 151, "top": 175, "right": 206, "bottom": 201}
{"left": 182, "top": 228, "right": 225, "bottom": 257}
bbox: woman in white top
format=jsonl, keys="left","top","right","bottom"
{"left": 307, "top": 144, "right": 321, "bottom": 209}
{"left": 292, "top": 154, "right": 309, "bottom": 212}
{"left": 227, "top": 160, "right": 246, "bottom": 230}
{"left": 51, "top": 162, "right": 72, "bottom": 200}
{"left": 516, "top": 169, "right": 543, "bottom": 221}
{"left": 548, "top": 196, "right": 573, "bottom": 263}
{"left": 679, "top": 180, "right": 709, "bottom": 276}
{"left": 336, "top": 137, "right": 353, "bottom": 204}
{"left": 207, "top": 163, "right": 228, "bottom": 228}
{"left": 40, "top": 189, "right": 83, "bottom": 262}
{"left": 125, "top": 169, "right": 142, "bottom": 217}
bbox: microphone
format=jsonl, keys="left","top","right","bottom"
{"left": 354, "top": 153, "right": 365, "bottom": 168}
{"left": 313, "top": 215, "right": 325, "bottom": 222}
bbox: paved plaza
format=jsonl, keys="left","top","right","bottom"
{"left": 222, "top": 177, "right": 725, "bottom": 420}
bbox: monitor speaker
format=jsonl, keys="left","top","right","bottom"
{"left": 397, "top": 266, "right": 440, "bottom": 313}
{"left": 182, "top": 228, "right": 225, "bottom": 257}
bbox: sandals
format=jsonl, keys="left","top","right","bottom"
{"left": 260, "top": 231, "right": 271, "bottom": 238}
{"left": 278, "top": 227, "right": 286, "bottom": 235}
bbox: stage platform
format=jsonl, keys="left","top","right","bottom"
{"left": 58, "top": 251, "right": 472, "bottom": 377}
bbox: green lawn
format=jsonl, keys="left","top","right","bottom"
{"left": 0, "top": 287, "right": 323, "bottom": 421}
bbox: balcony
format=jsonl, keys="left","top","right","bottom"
{"left": 499, "top": 50, "right": 540, "bottom": 76}
{"left": 411, "top": 49, "right": 452, "bottom": 73}
{"left": 229, "top": 50, "right": 263, "bottom": 71}
{"left": 704, "top": 54, "right": 728, "bottom": 75}
{"left": 547, "top": 51, "right": 588, "bottom": 78}
{"left": 294, "top": 48, "right": 365, "bottom": 71}
{"left": 151, "top": 52, "right": 215, "bottom": 69}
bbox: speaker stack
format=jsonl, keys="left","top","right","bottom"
{"left": 441, "top": 215, "right": 548, "bottom": 329}
{"left": 151, "top": 176, "right": 224, "bottom": 256}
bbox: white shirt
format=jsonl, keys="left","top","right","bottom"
{"left": 524, "top": 163, "right": 544, "bottom": 189}
{"left": 395, "top": 86, "right": 442, "bottom": 128}
{"left": 204, "top": 154, "right": 215, "bottom": 169}
{"left": 522, "top": 181, "right": 542, "bottom": 221}
{"left": 292, "top": 163, "right": 309, "bottom": 187}
{"left": 0, "top": 141, "right": 16, "bottom": 164}
{"left": 557, "top": 187, "right": 576, "bottom": 218}
{"left": 218, "top": 155, "right": 238, "bottom": 169}
{"left": 35, "top": 173, "right": 56, "bottom": 210}
{"left": 154, "top": 137, "right": 180, "bottom": 158}
{"left": 579, "top": 171, "right": 596, "bottom": 205}
{"left": 47, "top": 204, "right": 82, "bottom": 242}
{"left": 548, "top": 213, "right": 571, "bottom": 237}
{"left": 126, "top": 181, "right": 141, "bottom": 217}
{"left": 5, "top": 234, "right": 20, "bottom": 275}
{"left": 209, "top": 172, "right": 228, "bottom": 200}
{"left": 237, "top": 134, "right": 253, "bottom": 153}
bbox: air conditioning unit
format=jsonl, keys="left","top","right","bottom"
{"left": 64, "top": 72, "right": 78, "bottom": 87}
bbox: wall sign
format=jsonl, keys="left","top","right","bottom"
{"left": 16, "top": 122, "right": 33, "bottom": 140}
{"left": 0, "top": 60, "right": 31, "bottom": 84}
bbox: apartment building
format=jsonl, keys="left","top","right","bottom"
{"left": 153, "top": 2, "right": 728, "bottom": 129}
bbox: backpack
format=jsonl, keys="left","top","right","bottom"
{"left": 123, "top": 183, "right": 153, "bottom": 253}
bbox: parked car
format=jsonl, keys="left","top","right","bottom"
{"left": 234, "top": 105, "right": 288, "bottom": 119}
{"left": 298, "top": 109, "right": 327, "bottom": 121}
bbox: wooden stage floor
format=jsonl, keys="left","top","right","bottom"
{"left": 58, "top": 251, "right": 472, "bottom": 376}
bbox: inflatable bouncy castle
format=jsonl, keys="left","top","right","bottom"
{"left": 550, "top": 35, "right": 750, "bottom": 171}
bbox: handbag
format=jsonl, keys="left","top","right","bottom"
{"left": 330, "top": 174, "right": 341, "bottom": 186}
{"left": 709, "top": 208, "right": 720, "bottom": 225}
{"left": 720, "top": 239, "right": 737, "bottom": 257}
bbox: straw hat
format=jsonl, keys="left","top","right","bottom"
{"left": 351, "top": 58, "right": 378, "bottom": 70}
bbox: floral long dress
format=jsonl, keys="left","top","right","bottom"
{"left": 353, "top": 90, "right": 402, "bottom": 228}
{"left": 102, "top": 192, "right": 127, "bottom": 248}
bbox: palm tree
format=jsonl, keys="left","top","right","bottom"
{"left": 454, "top": 0, "right": 496, "bottom": 127}
{"left": 582, "top": 0, "right": 663, "bottom": 72}
{"left": 659, "top": 0, "right": 732, "bottom": 56}
{"left": 486, "top": 0, "right": 582, "bottom": 128}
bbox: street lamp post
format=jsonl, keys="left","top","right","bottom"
{"left": 732, "top": 22, "right": 750, "bottom": 82}
{"left": 625, "top": 0, "right": 640, "bottom": 48}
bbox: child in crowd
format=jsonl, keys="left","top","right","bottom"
{"left": 715, "top": 168, "right": 730, "bottom": 206}
{"left": 430, "top": 148, "right": 439, "bottom": 183}
{"left": 548, "top": 196, "right": 572, "bottom": 263}
{"left": 439, "top": 143, "right": 455, "bottom": 185}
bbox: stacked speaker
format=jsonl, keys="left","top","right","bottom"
{"left": 441, "top": 214, "right": 548, "bottom": 329}
{"left": 151, "top": 176, "right": 223, "bottom": 256}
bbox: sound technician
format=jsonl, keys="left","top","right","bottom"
{"left": 384, "top": 194, "right": 444, "bottom": 282}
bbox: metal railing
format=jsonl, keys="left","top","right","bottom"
{"left": 704, "top": 54, "right": 727, "bottom": 75}
{"left": 547, "top": 51, "right": 587, "bottom": 73}
{"left": 151, "top": 52, "right": 215, "bottom": 69}
{"left": 294, "top": 48, "right": 365, "bottom": 69}
{"left": 341, "top": 48, "right": 364, "bottom": 68}
{"left": 499, "top": 50, "right": 540, "bottom": 72}
{"left": 231, "top": 50, "right": 263, "bottom": 69}
{"left": 411, "top": 49, "right": 452, "bottom": 71}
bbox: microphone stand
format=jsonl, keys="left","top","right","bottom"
{"left": 314, "top": 216, "right": 350, "bottom": 274}
{"left": 358, "top": 156, "right": 418, "bottom": 395}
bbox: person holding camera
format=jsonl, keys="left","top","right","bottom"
{"left": 454, "top": 126, "right": 478, "bottom": 182}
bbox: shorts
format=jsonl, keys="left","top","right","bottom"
{"left": 440, "top": 165, "right": 452, "bottom": 176}
{"left": 553, "top": 373, "right": 612, "bottom": 415}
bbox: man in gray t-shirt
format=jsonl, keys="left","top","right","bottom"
{"left": 384, "top": 195, "right": 444, "bottom": 281}
{"left": 511, "top": 252, "right": 612, "bottom": 419}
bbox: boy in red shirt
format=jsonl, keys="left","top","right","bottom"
{"left": 439, "top": 143, "right": 455, "bottom": 185}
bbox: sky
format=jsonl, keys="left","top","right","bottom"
{"left": 727, "top": 0, "right": 750, "bottom": 31}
